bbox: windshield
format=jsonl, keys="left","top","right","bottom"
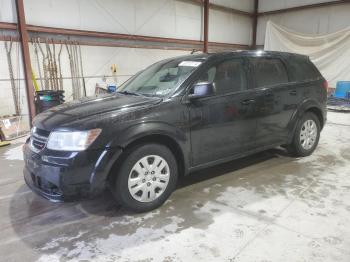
{"left": 118, "top": 58, "right": 202, "bottom": 97}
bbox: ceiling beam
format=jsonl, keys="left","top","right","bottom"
{"left": 251, "top": 0, "right": 259, "bottom": 49}
{"left": 258, "top": 0, "right": 350, "bottom": 16}
{"left": 0, "top": 33, "right": 248, "bottom": 52}
{"left": 15, "top": 0, "right": 36, "bottom": 123}
{"left": 203, "top": 0, "right": 209, "bottom": 53}
{"left": 0, "top": 21, "right": 249, "bottom": 51}
{"left": 0, "top": 22, "right": 17, "bottom": 30}
{"left": 177, "top": 0, "right": 253, "bottom": 17}
{"left": 209, "top": 3, "right": 253, "bottom": 17}
{"left": 26, "top": 24, "right": 200, "bottom": 45}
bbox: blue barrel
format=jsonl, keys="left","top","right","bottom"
{"left": 107, "top": 85, "right": 117, "bottom": 93}
{"left": 334, "top": 81, "right": 350, "bottom": 98}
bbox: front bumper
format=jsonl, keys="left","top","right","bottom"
{"left": 23, "top": 141, "right": 123, "bottom": 201}
{"left": 24, "top": 167, "right": 64, "bottom": 201}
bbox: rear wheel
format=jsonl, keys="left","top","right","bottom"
{"left": 287, "top": 112, "right": 321, "bottom": 157}
{"left": 112, "top": 143, "right": 178, "bottom": 212}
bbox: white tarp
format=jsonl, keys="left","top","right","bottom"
{"left": 264, "top": 21, "right": 350, "bottom": 87}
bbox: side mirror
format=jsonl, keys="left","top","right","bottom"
{"left": 188, "top": 82, "right": 215, "bottom": 100}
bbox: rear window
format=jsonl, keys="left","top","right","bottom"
{"left": 288, "top": 57, "right": 319, "bottom": 81}
{"left": 250, "top": 58, "right": 288, "bottom": 88}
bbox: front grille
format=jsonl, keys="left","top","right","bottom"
{"left": 30, "top": 173, "right": 62, "bottom": 196}
{"left": 30, "top": 127, "right": 49, "bottom": 153}
{"left": 32, "top": 139, "right": 46, "bottom": 150}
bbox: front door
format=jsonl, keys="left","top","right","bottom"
{"left": 188, "top": 58, "right": 257, "bottom": 166}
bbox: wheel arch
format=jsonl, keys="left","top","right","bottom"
{"left": 287, "top": 99, "right": 325, "bottom": 143}
{"left": 305, "top": 107, "right": 324, "bottom": 129}
{"left": 124, "top": 133, "right": 186, "bottom": 176}
{"left": 106, "top": 128, "right": 189, "bottom": 186}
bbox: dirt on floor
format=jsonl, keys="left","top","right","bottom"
{"left": 0, "top": 111, "right": 349, "bottom": 262}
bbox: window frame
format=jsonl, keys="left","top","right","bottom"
{"left": 248, "top": 56, "right": 291, "bottom": 90}
{"left": 287, "top": 57, "right": 321, "bottom": 83}
{"left": 184, "top": 56, "right": 251, "bottom": 100}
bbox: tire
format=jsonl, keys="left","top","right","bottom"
{"left": 287, "top": 112, "right": 321, "bottom": 157}
{"left": 112, "top": 143, "right": 178, "bottom": 212}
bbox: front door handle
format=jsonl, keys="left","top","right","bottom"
{"left": 241, "top": 99, "right": 255, "bottom": 105}
{"left": 289, "top": 90, "right": 297, "bottom": 96}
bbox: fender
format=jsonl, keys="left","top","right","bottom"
{"left": 89, "top": 121, "right": 191, "bottom": 192}
{"left": 108, "top": 121, "right": 187, "bottom": 147}
{"left": 287, "top": 98, "right": 325, "bottom": 143}
{"left": 109, "top": 121, "right": 191, "bottom": 172}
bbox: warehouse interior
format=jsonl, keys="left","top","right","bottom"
{"left": 0, "top": 0, "right": 350, "bottom": 261}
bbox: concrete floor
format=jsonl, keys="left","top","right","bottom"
{"left": 0, "top": 111, "right": 349, "bottom": 262}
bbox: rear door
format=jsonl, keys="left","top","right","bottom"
{"left": 249, "top": 56, "right": 297, "bottom": 147}
{"left": 287, "top": 56, "right": 324, "bottom": 104}
{"left": 188, "top": 57, "right": 258, "bottom": 166}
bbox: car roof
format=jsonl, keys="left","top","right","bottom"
{"left": 170, "top": 50, "right": 309, "bottom": 62}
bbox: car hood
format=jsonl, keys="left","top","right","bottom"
{"left": 33, "top": 93, "right": 162, "bottom": 131}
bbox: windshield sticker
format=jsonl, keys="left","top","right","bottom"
{"left": 179, "top": 61, "right": 202, "bottom": 67}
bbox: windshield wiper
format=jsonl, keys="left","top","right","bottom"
{"left": 117, "top": 90, "right": 141, "bottom": 96}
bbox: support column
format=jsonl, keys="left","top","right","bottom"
{"left": 252, "top": 0, "right": 259, "bottom": 49}
{"left": 15, "top": 0, "right": 35, "bottom": 124}
{"left": 203, "top": 0, "right": 209, "bottom": 53}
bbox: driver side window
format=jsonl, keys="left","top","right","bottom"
{"left": 197, "top": 59, "right": 247, "bottom": 95}
{"left": 198, "top": 67, "right": 216, "bottom": 83}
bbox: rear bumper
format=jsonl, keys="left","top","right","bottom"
{"left": 23, "top": 141, "right": 123, "bottom": 201}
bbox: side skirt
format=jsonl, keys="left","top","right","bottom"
{"left": 187, "top": 142, "right": 284, "bottom": 174}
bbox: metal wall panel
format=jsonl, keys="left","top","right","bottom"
{"left": 22, "top": 0, "right": 203, "bottom": 41}
{"left": 209, "top": 9, "right": 253, "bottom": 44}
{"left": 0, "top": 0, "right": 17, "bottom": 23}
{"left": 211, "top": 0, "right": 254, "bottom": 12}
{"left": 0, "top": 0, "right": 254, "bottom": 116}
{"left": 258, "top": 0, "right": 339, "bottom": 12}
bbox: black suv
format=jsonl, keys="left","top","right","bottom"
{"left": 24, "top": 51, "right": 327, "bottom": 212}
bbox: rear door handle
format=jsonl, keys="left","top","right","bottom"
{"left": 289, "top": 90, "right": 297, "bottom": 96}
{"left": 241, "top": 99, "right": 255, "bottom": 105}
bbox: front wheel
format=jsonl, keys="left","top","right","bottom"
{"left": 112, "top": 143, "right": 178, "bottom": 212}
{"left": 287, "top": 112, "right": 321, "bottom": 157}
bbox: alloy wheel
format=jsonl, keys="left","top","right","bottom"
{"left": 300, "top": 119, "right": 318, "bottom": 150}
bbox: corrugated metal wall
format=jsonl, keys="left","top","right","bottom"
{"left": 1, "top": 0, "right": 349, "bottom": 124}
{"left": 0, "top": 0, "right": 254, "bottom": 116}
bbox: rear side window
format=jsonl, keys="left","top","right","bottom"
{"left": 288, "top": 57, "right": 319, "bottom": 81}
{"left": 250, "top": 58, "right": 288, "bottom": 88}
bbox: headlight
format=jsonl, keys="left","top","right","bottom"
{"left": 30, "top": 126, "right": 36, "bottom": 135}
{"left": 46, "top": 129, "right": 101, "bottom": 151}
